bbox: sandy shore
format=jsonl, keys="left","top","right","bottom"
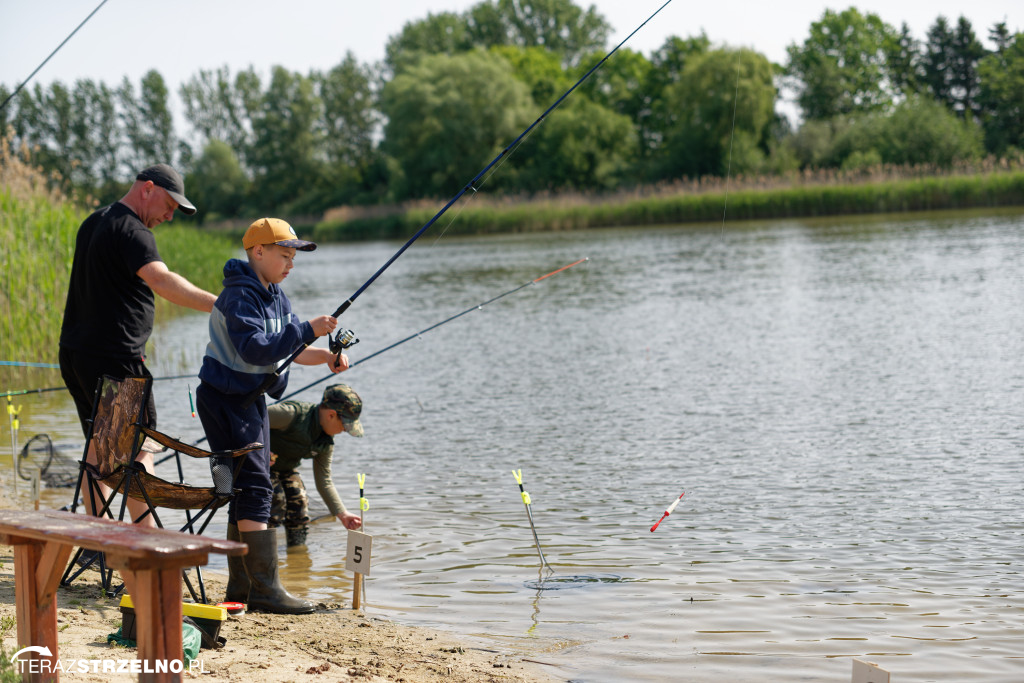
{"left": 0, "top": 476, "right": 564, "bottom": 682}
{"left": 0, "top": 555, "right": 564, "bottom": 682}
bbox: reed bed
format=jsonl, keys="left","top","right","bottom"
{"left": 316, "top": 162, "right": 1024, "bottom": 242}
{"left": 0, "top": 138, "right": 234, "bottom": 386}
{"left": 0, "top": 141, "right": 82, "bottom": 371}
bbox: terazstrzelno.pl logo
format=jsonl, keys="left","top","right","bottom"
{"left": 12, "top": 645, "right": 206, "bottom": 675}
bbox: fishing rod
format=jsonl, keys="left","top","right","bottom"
{"left": 242, "top": 0, "right": 674, "bottom": 408}
{"left": 158, "top": 256, "right": 588, "bottom": 462}
{"left": 278, "top": 257, "right": 588, "bottom": 403}
{"left": 0, "top": 373, "right": 196, "bottom": 400}
{"left": 0, "top": 361, "right": 60, "bottom": 369}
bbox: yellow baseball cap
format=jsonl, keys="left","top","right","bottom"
{"left": 242, "top": 217, "right": 316, "bottom": 251}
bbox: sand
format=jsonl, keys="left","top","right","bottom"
{"left": 0, "top": 476, "right": 564, "bottom": 682}
{"left": 0, "top": 558, "right": 564, "bottom": 682}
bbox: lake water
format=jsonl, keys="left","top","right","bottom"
{"left": 11, "top": 208, "right": 1024, "bottom": 681}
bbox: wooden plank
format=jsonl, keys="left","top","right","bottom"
{"left": 14, "top": 541, "right": 60, "bottom": 682}
{"left": 0, "top": 510, "right": 248, "bottom": 683}
{"left": 123, "top": 568, "right": 185, "bottom": 683}
{"left": 0, "top": 510, "right": 245, "bottom": 558}
{"left": 35, "top": 541, "right": 73, "bottom": 599}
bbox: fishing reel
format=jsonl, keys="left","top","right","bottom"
{"left": 330, "top": 328, "right": 359, "bottom": 353}
{"left": 329, "top": 328, "right": 359, "bottom": 367}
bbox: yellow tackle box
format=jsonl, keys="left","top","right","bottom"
{"left": 119, "top": 594, "right": 227, "bottom": 647}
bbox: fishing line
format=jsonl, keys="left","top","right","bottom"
{"left": 721, "top": 49, "right": 743, "bottom": 236}
{"left": 243, "top": 0, "right": 674, "bottom": 407}
{"left": 0, "top": 0, "right": 111, "bottom": 112}
{"left": 0, "top": 373, "right": 195, "bottom": 400}
{"left": 277, "top": 257, "right": 589, "bottom": 403}
{"left": 429, "top": 124, "right": 542, "bottom": 248}
{"left": 158, "top": 257, "right": 589, "bottom": 459}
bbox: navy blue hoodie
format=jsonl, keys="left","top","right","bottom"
{"left": 198, "top": 258, "right": 314, "bottom": 398}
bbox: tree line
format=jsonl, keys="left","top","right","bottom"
{"left": 1, "top": 1, "right": 1021, "bottom": 223}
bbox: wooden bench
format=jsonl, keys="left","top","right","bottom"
{"left": 0, "top": 509, "right": 246, "bottom": 683}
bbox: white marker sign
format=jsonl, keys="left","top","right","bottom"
{"left": 345, "top": 530, "right": 373, "bottom": 577}
{"left": 851, "top": 659, "right": 890, "bottom": 683}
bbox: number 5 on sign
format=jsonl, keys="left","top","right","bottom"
{"left": 346, "top": 530, "right": 373, "bottom": 577}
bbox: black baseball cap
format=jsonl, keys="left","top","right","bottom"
{"left": 136, "top": 164, "right": 196, "bottom": 215}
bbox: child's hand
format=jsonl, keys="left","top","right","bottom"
{"left": 339, "top": 512, "right": 362, "bottom": 530}
{"left": 309, "top": 315, "right": 338, "bottom": 337}
{"left": 332, "top": 353, "right": 350, "bottom": 373}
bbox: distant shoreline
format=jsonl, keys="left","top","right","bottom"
{"left": 312, "top": 168, "right": 1024, "bottom": 242}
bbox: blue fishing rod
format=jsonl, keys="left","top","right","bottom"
{"left": 163, "top": 256, "right": 589, "bottom": 463}
{"left": 242, "top": 0, "right": 674, "bottom": 407}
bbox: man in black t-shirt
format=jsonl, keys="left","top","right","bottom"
{"left": 59, "top": 163, "right": 217, "bottom": 525}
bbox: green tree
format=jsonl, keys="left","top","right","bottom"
{"left": 924, "top": 16, "right": 986, "bottom": 119}
{"left": 655, "top": 48, "right": 777, "bottom": 179}
{"left": 491, "top": 45, "right": 571, "bottom": 105}
{"left": 314, "top": 54, "right": 378, "bottom": 170}
{"left": 878, "top": 96, "right": 982, "bottom": 164}
{"left": 38, "top": 82, "right": 74, "bottom": 183}
{"left": 786, "top": 95, "right": 984, "bottom": 171}
{"left": 887, "top": 22, "right": 923, "bottom": 97}
{"left": 641, "top": 34, "right": 710, "bottom": 158}
{"left": 119, "top": 71, "right": 176, "bottom": 171}
{"left": 977, "top": 31, "right": 1024, "bottom": 154}
{"left": 988, "top": 22, "right": 1013, "bottom": 52}
{"left": 69, "top": 79, "right": 120, "bottom": 194}
{"left": 384, "top": 12, "right": 472, "bottom": 75}
{"left": 179, "top": 66, "right": 259, "bottom": 160}
{"left": 0, "top": 85, "right": 10, "bottom": 132}
{"left": 513, "top": 97, "right": 636, "bottom": 192}
{"left": 785, "top": 7, "right": 901, "bottom": 120}
{"left": 380, "top": 50, "right": 534, "bottom": 199}
{"left": 467, "top": 0, "right": 610, "bottom": 67}
{"left": 579, "top": 48, "right": 651, "bottom": 122}
{"left": 187, "top": 139, "right": 249, "bottom": 221}
{"left": 248, "top": 67, "right": 323, "bottom": 212}
{"left": 309, "top": 53, "right": 381, "bottom": 209}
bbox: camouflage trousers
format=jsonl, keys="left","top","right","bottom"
{"left": 269, "top": 469, "right": 309, "bottom": 546}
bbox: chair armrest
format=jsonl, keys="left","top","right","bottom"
{"left": 213, "top": 443, "right": 264, "bottom": 458}
{"left": 140, "top": 427, "right": 262, "bottom": 459}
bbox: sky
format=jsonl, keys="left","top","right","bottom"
{"left": 1, "top": 0, "right": 1020, "bottom": 118}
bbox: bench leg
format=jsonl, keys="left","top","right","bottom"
{"left": 113, "top": 562, "right": 185, "bottom": 683}
{"left": 11, "top": 539, "right": 73, "bottom": 683}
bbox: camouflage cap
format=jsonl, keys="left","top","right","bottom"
{"left": 322, "top": 384, "right": 363, "bottom": 437}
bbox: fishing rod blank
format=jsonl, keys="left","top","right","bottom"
{"left": 244, "top": 0, "right": 674, "bottom": 407}
{"left": 162, "top": 257, "right": 588, "bottom": 458}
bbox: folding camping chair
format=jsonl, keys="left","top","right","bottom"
{"left": 60, "top": 375, "right": 261, "bottom": 603}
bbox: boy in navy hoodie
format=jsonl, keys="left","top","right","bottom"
{"left": 196, "top": 217, "right": 348, "bottom": 614}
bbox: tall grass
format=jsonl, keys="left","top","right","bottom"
{"left": 0, "top": 138, "right": 82, "bottom": 369}
{"left": 0, "top": 135, "right": 235, "bottom": 385}
{"left": 153, "top": 226, "right": 238, "bottom": 320}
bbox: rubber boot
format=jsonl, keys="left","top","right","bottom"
{"left": 224, "top": 523, "right": 250, "bottom": 604}
{"left": 239, "top": 528, "right": 315, "bottom": 614}
{"left": 285, "top": 525, "right": 308, "bottom": 548}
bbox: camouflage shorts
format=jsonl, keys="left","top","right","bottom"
{"left": 268, "top": 469, "right": 310, "bottom": 529}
